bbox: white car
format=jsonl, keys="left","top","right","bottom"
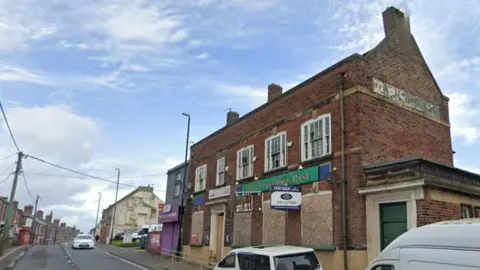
{"left": 214, "top": 245, "right": 322, "bottom": 270}
{"left": 72, "top": 234, "right": 95, "bottom": 249}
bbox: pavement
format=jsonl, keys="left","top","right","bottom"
{"left": 96, "top": 244, "right": 212, "bottom": 270}
{"left": 0, "top": 245, "right": 29, "bottom": 269}
{"left": 8, "top": 244, "right": 212, "bottom": 270}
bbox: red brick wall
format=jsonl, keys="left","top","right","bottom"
{"left": 417, "top": 199, "right": 462, "bottom": 227}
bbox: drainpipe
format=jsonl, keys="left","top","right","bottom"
{"left": 337, "top": 72, "right": 348, "bottom": 270}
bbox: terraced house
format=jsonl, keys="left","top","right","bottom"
{"left": 181, "top": 6, "right": 480, "bottom": 270}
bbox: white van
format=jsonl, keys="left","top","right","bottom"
{"left": 132, "top": 223, "right": 162, "bottom": 241}
{"left": 366, "top": 218, "right": 480, "bottom": 270}
{"left": 214, "top": 245, "right": 322, "bottom": 270}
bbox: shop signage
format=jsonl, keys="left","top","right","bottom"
{"left": 191, "top": 233, "right": 199, "bottom": 244}
{"left": 164, "top": 204, "right": 172, "bottom": 213}
{"left": 208, "top": 185, "right": 231, "bottom": 200}
{"left": 148, "top": 232, "right": 161, "bottom": 250}
{"left": 193, "top": 194, "right": 205, "bottom": 205}
{"left": 270, "top": 185, "right": 301, "bottom": 211}
{"left": 158, "top": 203, "right": 165, "bottom": 212}
{"left": 237, "top": 163, "right": 331, "bottom": 193}
{"left": 158, "top": 205, "right": 180, "bottom": 223}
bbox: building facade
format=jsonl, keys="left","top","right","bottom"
{"left": 100, "top": 186, "right": 163, "bottom": 243}
{"left": 159, "top": 161, "right": 189, "bottom": 254}
{"left": 181, "top": 6, "right": 480, "bottom": 270}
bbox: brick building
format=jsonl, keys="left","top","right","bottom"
{"left": 181, "top": 6, "right": 480, "bottom": 270}
{"left": 0, "top": 197, "right": 24, "bottom": 237}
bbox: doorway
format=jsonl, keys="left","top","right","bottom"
{"left": 380, "top": 202, "right": 407, "bottom": 250}
{"left": 216, "top": 213, "right": 224, "bottom": 260}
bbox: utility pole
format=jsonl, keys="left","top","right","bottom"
{"left": 177, "top": 113, "right": 190, "bottom": 257}
{"left": 110, "top": 168, "right": 120, "bottom": 243}
{"left": 30, "top": 195, "right": 39, "bottom": 245}
{"left": 0, "top": 151, "right": 23, "bottom": 255}
{"left": 95, "top": 192, "right": 101, "bottom": 237}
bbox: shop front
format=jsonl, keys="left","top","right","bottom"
{"left": 158, "top": 204, "right": 180, "bottom": 255}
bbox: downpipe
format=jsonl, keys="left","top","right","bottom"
{"left": 337, "top": 72, "right": 348, "bottom": 270}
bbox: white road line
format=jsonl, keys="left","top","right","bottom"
{"left": 0, "top": 245, "right": 26, "bottom": 263}
{"left": 104, "top": 252, "right": 150, "bottom": 270}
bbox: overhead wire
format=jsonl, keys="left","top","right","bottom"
{"left": 20, "top": 165, "right": 35, "bottom": 200}
{"left": 0, "top": 153, "right": 15, "bottom": 161}
{"left": 0, "top": 101, "right": 20, "bottom": 152}
{"left": 24, "top": 154, "right": 166, "bottom": 192}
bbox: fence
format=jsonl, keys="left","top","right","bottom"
{"left": 156, "top": 248, "right": 212, "bottom": 270}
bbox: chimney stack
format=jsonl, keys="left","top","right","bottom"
{"left": 12, "top": 200, "right": 19, "bottom": 209}
{"left": 60, "top": 222, "right": 66, "bottom": 228}
{"left": 382, "top": 6, "right": 410, "bottom": 37}
{"left": 36, "top": 210, "right": 44, "bottom": 219}
{"left": 53, "top": 219, "right": 60, "bottom": 226}
{"left": 23, "top": 205, "right": 34, "bottom": 216}
{"left": 46, "top": 214, "right": 53, "bottom": 223}
{"left": 0, "top": 196, "right": 7, "bottom": 202}
{"left": 267, "top": 83, "right": 283, "bottom": 102}
{"left": 226, "top": 111, "right": 239, "bottom": 126}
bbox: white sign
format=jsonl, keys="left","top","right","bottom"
{"left": 208, "top": 185, "right": 231, "bottom": 200}
{"left": 123, "top": 232, "right": 133, "bottom": 244}
{"left": 164, "top": 204, "right": 171, "bottom": 213}
{"left": 270, "top": 185, "right": 302, "bottom": 211}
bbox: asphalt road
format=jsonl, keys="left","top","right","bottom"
{"left": 12, "top": 245, "right": 148, "bottom": 270}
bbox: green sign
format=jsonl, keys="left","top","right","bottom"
{"left": 238, "top": 166, "right": 319, "bottom": 193}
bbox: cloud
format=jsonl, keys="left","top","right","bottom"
{"left": 0, "top": 104, "right": 178, "bottom": 232}
{"left": 0, "top": 0, "right": 57, "bottom": 52}
{"left": 0, "top": 65, "right": 54, "bottom": 86}
{"left": 219, "top": 85, "right": 267, "bottom": 108}
{"left": 196, "top": 53, "right": 210, "bottom": 60}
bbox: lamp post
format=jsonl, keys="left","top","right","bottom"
{"left": 176, "top": 112, "right": 190, "bottom": 256}
{"left": 95, "top": 192, "right": 101, "bottom": 236}
{"left": 110, "top": 168, "right": 120, "bottom": 243}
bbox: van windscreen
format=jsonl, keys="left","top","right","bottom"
{"left": 274, "top": 252, "right": 321, "bottom": 270}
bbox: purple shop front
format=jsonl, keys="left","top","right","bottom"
{"left": 158, "top": 205, "right": 180, "bottom": 255}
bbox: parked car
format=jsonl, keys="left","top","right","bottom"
{"left": 114, "top": 232, "right": 124, "bottom": 241}
{"left": 366, "top": 218, "right": 480, "bottom": 270}
{"left": 72, "top": 234, "right": 95, "bottom": 250}
{"left": 214, "top": 245, "right": 322, "bottom": 270}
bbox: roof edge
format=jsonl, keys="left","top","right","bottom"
{"left": 191, "top": 53, "right": 364, "bottom": 148}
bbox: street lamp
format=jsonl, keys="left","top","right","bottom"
{"left": 110, "top": 168, "right": 120, "bottom": 243}
{"left": 176, "top": 112, "right": 190, "bottom": 256}
{"left": 95, "top": 192, "right": 102, "bottom": 236}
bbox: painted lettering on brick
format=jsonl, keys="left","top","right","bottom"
{"left": 373, "top": 78, "right": 440, "bottom": 117}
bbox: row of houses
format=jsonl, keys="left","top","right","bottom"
{"left": 159, "top": 6, "right": 480, "bottom": 270}
{"left": 0, "top": 197, "right": 79, "bottom": 245}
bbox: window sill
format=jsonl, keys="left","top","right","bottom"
{"left": 300, "top": 153, "right": 333, "bottom": 167}
{"left": 214, "top": 182, "right": 228, "bottom": 188}
{"left": 236, "top": 176, "right": 254, "bottom": 183}
{"left": 192, "top": 190, "right": 206, "bottom": 196}
{"left": 262, "top": 166, "right": 288, "bottom": 178}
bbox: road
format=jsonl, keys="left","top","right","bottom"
{"left": 12, "top": 245, "right": 148, "bottom": 270}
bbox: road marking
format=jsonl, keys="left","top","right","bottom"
{"left": 104, "top": 252, "right": 150, "bottom": 270}
{"left": 0, "top": 245, "right": 26, "bottom": 263}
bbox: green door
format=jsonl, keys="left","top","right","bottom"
{"left": 380, "top": 202, "right": 407, "bottom": 251}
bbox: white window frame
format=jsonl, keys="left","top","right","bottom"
{"left": 195, "top": 165, "right": 207, "bottom": 192}
{"left": 174, "top": 185, "right": 181, "bottom": 196}
{"left": 300, "top": 113, "right": 332, "bottom": 162}
{"left": 264, "top": 131, "right": 287, "bottom": 172}
{"left": 176, "top": 172, "right": 182, "bottom": 181}
{"left": 216, "top": 157, "right": 226, "bottom": 186}
{"left": 236, "top": 145, "right": 254, "bottom": 180}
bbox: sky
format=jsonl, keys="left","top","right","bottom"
{"left": 0, "top": 0, "right": 479, "bottom": 233}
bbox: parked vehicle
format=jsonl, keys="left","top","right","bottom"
{"left": 72, "top": 234, "right": 95, "bottom": 250}
{"left": 366, "top": 218, "right": 480, "bottom": 270}
{"left": 114, "top": 232, "right": 124, "bottom": 241}
{"left": 132, "top": 224, "right": 162, "bottom": 242}
{"left": 214, "top": 245, "right": 322, "bottom": 270}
